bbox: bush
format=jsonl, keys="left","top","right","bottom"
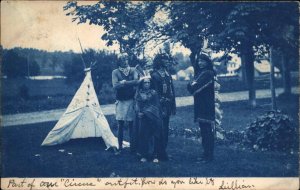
{"left": 244, "top": 110, "right": 298, "bottom": 152}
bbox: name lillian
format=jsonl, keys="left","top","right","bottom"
{"left": 219, "top": 179, "right": 255, "bottom": 190}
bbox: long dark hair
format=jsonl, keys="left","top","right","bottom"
{"left": 196, "top": 53, "right": 215, "bottom": 75}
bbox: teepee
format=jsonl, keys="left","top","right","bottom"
{"left": 42, "top": 68, "right": 125, "bottom": 149}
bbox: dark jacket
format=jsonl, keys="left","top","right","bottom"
{"left": 187, "top": 69, "right": 215, "bottom": 123}
{"left": 150, "top": 70, "right": 176, "bottom": 117}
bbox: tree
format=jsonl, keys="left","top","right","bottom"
{"left": 162, "top": 2, "right": 234, "bottom": 75}
{"left": 2, "top": 49, "right": 28, "bottom": 78}
{"left": 162, "top": 2, "right": 260, "bottom": 107}
{"left": 164, "top": 2, "right": 209, "bottom": 75}
{"left": 63, "top": 1, "right": 298, "bottom": 108}
{"left": 64, "top": 1, "right": 158, "bottom": 60}
{"left": 258, "top": 2, "right": 299, "bottom": 97}
{"left": 210, "top": 3, "right": 264, "bottom": 107}
{"left": 29, "top": 60, "right": 41, "bottom": 76}
{"left": 63, "top": 49, "right": 120, "bottom": 93}
{"left": 51, "top": 53, "right": 60, "bottom": 73}
{"left": 64, "top": 54, "right": 85, "bottom": 84}
{"left": 210, "top": 2, "right": 298, "bottom": 107}
{"left": 91, "top": 50, "right": 119, "bottom": 92}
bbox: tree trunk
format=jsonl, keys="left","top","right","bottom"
{"left": 270, "top": 46, "right": 277, "bottom": 110}
{"left": 281, "top": 53, "right": 292, "bottom": 95}
{"left": 241, "top": 48, "right": 256, "bottom": 108}
{"left": 241, "top": 58, "right": 247, "bottom": 83}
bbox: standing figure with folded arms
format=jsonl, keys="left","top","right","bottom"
{"left": 112, "top": 54, "right": 139, "bottom": 155}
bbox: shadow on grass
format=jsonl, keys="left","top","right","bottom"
{"left": 2, "top": 133, "right": 298, "bottom": 177}
{"left": 2, "top": 97, "right": 299, "bottom": 178}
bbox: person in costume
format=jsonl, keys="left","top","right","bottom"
{"left": 135, "top": 77, "right": 162, "bottom": 162}
{"left": 112, "top": 54, "right": 139, "bottom": 154}
{"left": 133, "top": 60, "right": 148, "bottom": 155}
{"left": 187, "top": 53, "right": 215, "bottom": 163}
{"left": 150, "top": 53, "right": 176, "bottom": 161}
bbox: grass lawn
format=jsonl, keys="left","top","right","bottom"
{"left": 2, "top": 97, "right": 298, "bottom": 177}
{"left": 170, "top": 95, "right": 299, "bottom": 132}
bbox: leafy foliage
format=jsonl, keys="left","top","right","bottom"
{"left": 2, "top": 49, "right": 29, "bottom": 78}
{"left": 209, "top": 2, "right": 298, "bottom": 65}
{"left": 161, "top": 2, "right": 236, "bottom": 74}
{"left": 244, "top": 110, "right": 298, "bottom": 152}
{"left": 218, "top": 110, "right": 298, "bottom": 152}
{"left": 63, "top": 2, "right": 298, "bottom": 83}
{"left": 90, "top": 50, "right": 118, "bottom": 92}
{"left": 62, "top": 1, "right": 298, "bottom": 107}
{"left": 63, "top": 49, "right": 120, "bottom": 93}
{"left": 2, "top": 47, "right": 73, "bottom": 76}
{"left": 64, "top": 54, "right": 85, "bottom": 84}
{"left": 64, "top": 1, "right": 158, "bottom": 58}
{"left": 170, "top": 109, "right": 298, "bottom": 153}
{"left": 29, "top": 60, "right": 41, "bottom": 76}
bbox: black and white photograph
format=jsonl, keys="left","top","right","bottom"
{"left": 1, "top": 1, "right": 299, "bottom": 190}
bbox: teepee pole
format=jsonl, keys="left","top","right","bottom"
{"left": 78, "top": 38, "right": 87, "bottom": 69}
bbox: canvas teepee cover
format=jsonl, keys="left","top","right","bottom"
{"left": 41, "top": 69, "right": 121, "bottom": 149}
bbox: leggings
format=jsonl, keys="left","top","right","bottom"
{"left": 117, "top": 120, "right": 133, "bottom": 150}
{"left": 199, "top": 122, "right": 214, "bottom": 159}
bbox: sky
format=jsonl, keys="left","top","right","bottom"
{"left": 1, "top": 0, "right": 119, "bottom": 53}
{"left": 1, "top": 0, "right": 190, "bottom": 57}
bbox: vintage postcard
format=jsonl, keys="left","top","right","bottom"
{"left": 1, "top": 1, "right": 299, "bottom": 190}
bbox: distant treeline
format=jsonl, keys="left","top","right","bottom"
{"left": 0, "top": 47, "right": 116, "bottom": 91}
{"left": 1, "top": 47, "right": 115, "bottom": 76}
{"left": 1, "top": 46, "right": 191, "bottom": 78}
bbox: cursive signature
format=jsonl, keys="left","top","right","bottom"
{"left": 219, "top": 179, "right": 255, "bottom": 190}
